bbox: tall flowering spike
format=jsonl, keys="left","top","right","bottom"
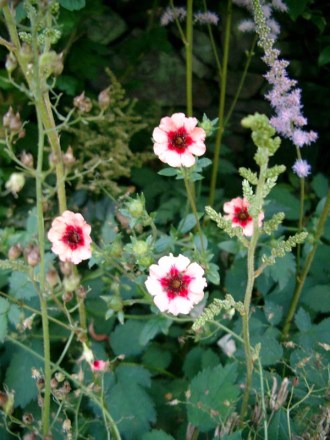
{"left": 292, "top": 159, "right": 311, "bottom": 178}
{"left": 48, "top": 211, "right": 92, "bottom": 264}
{"left": 152, "top": 113, "right": 206, "bottom": 168}
{"left": 223, "top": 197, "right": 264, "bottom": 237}
{"left": 145, "top": 254, "right": 207, "bottom": 316}
{"left": 251, "top": 0, "right": 317, "bottom": 148}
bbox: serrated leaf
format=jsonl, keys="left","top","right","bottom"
{"left": 106, "top": 365, "right": 156, "bottom": 439}
{"left": 110, "top": 320, "right": 145, "bottom": 357}
{"left": 264, "top": 301, "right": 283, "bottom": 326}
{"left": 183, "top": 347, "right": 220, "bottom": 380}
{"left": 59, "top": 0, "right": 86, "bottom": 11}
{"left": 266, "top": 253, "right": 296, "bottom": 291}
{"left": 187, "top": 364, "right": 239, "bottom": 432}
{"left": 139, "top": 317, "right": 172, "bottom": 346}
{"left": 9, "top": 272, "right": 36, "bottom": 300}
{"left": 5, "top": 341, "right": 43, "bottom": 407}
{"left": 142, "top": 430, "right": 175, "bottom": 440}
{"left": 297, "top": 317, "right": 330, "bottom": 350}
{"left": 311, "top": 173, "right": 329, "bottom": 198}
{"left": 302, "top": 285, "right": 330, "bottom": 313}
{"left": 295, "top": 308, "right": 312, "bottom": 332}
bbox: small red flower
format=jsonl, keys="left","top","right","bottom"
{"left": 91, "top": 360, "right": 108, "bottom": 372}
{"left": 145, "top": 254, "right": 207, "bottom": 316}
{"left": 223, "top": 197, "right": 264, "bottom": 237}
{"left": 47, "top": 210, "right": 92, "bottom": 264}
{"left": 152, "top": 113, "right": 206, "bottom": 167}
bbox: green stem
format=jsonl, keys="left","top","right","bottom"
{"left": 240, "top": 160, "right": 268, "bottom": 422}
{"left": 208, "top": 0, "right": 232, "bottom": 207}
{"left": 186, "top": 0, "right": 193, "bottom": 116}
{"left": 257, "top": 356, "right": 268, "bottom": 440}
{"left": 281, "top": 189, "right": 330, "bottom": 339}
{"left": 182, "top": 168, "right": 206, "bottom": 258}
{"left": 295, "top": 147, "right": 304, "bottom": 275}
{"left": 6, "top": 335, "right": 122, "bottom": 440}
{"left": 203, "top": 0, "right": 222, "bottom": 79}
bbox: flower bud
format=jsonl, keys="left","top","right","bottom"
{"left": 8, "top": 244, "right": 22, "bottom": 260}
{"left": 98, "top": 87, "right": 111, "bottom": 110}
{"left": 19, "top": 43, "right": 33, "bottom": 63}
{"left": 22, "top": 413, "right": 34, "bottom": 424}
{"left": 63, "top": 273, "right": 81, "bottom": 292}
{"left": 73, "top": 92, "right": 92, "bottom": 113}
{"left": 3, "top": 107, "right": 14, "bottom": 128}
{"left": 9, "top": 112, "right": 22, "bottom": 132}
{"left": 62, "top": 418, "right": 72, "bottom": 433}
{"left": 77, "top": 285, "right": 87, "bottom": 299}
{"left": 50, "top": 378, "right": 58, "bottom": 389}
{"left": 5, "top": 52, "right": 17, "bottom": 74}
{"left": 132, "top": 240, "right": 149, "bottom": 256}
{"left": 26, "top": 246, "right": 40, "bottom": 267}
{"left": 5, "top": 173, "right": 25, "bottom": 196}
{"left": 109, "top": 240, "right": 122, "bottom": 258}
{"left": 39, "top": 51, "right": 64, "bottom": 78}
{"left": 62, "top": 291, "right": 73, "bottom": 302}
{"left": 55, "top": 372, "right": 65, "bottom": 383}
{"left": 138, "top": 254, "right": 154, "bottom": 267}
{"left": 46, "top": 268, "right": 59, "bottom": 288}
{"left": 62, "top": 146, "right": 76, "bottom": 167}
{"left": 20, "top": 151, "right": 34, "bottom": 168}
{"left": 59, "top": 261, "right": 72, "bottom": 276}
{"left": 127, "top": 199, "right": 144, "bottom": 218}
{"left": 23, "top": 433, "right": 36, "bottom": 440}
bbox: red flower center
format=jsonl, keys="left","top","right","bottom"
{"left": 62, "top": 225, "right": 84, "bottom": 250}
{"left": 234, "top": 206, "right": 251, "bottom": 226}
{"left": 160, "top": 266, "right": 193, "bottom": 299}
{"left": 167, "top": 127, "right": 193, "bottom": 154}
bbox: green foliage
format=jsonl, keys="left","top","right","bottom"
{"left": 187, "top": 364, "right": 239, "bottom": 432}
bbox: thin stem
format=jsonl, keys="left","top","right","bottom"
{"left": 186, "top": 0, "right": 193, "bottom": 116}
{"left": 210, "top": 320, "right": 244, "bottom": 344}
{"left": 257, "top": 356, "right": 268, "bottom": 440}
{"left": 182, "top": 168, "right": 206, "bottom": 258}
{"left": 6, "top": 335, "right": 122, "bottom": 440}
{"left": 295, "top": 147, "right": 304, "bottom": 275}
{"left": 282, "top": 189, "right": 330, "bottom": 338}
{"left": 203, "top": 0, "right": 222, "bottom": 79}
{"left": 208, "top": 0, "right": 232, "bottom": 207}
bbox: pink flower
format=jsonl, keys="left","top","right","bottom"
{"left": 152, "top": 113, "right": 206, "bottom": 167}
{"left": 223, "top": 197, "right": 264, "bottom": 237}
{"left": 145, "top": 254, "right": 207, "bottom": 316}
{"left": 47, "top": 210, "right": 92, "bottom": 264}
{"left": 91, "top": 360, "right": 108, "bottom": 372}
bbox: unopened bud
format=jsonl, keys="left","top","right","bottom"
{"left": 26, "top": 246, "right": 40, "bottom": 267}
{"left": 9, "top": 112, "right": 22, "bottom": 132}
{"left": 62, "top": 291, "right": 73, "bottom": 302}
{"left": 109, "top": 240, "right": 122, "bottom": 258}
{"left": 55, "top": 372, "right": 65, "bottom": 383}
{"left": 132, "top": 240, "right": 149, "bottom": 256}
{"left": 138, "top": 254, "right": 154, "bottom": 267}
{"left": 3, "top": 107, "right": 14, "bottom": 128}
{"left": 5, "top": 52, "right": 17, "bottom": 73}
{"left": 60, "top": 261, "right": 72, "bottom": 276}
{"left": 39, "top": 51, "right": 64, "bottom": 78}
{"left": 98, "top": 87, "right": 111, "bottom": 110}
{"left": 19, "top": 43, "right": 33, "bottom": 63}
{"left": 62, "top": 146, "right": 76, "bottom": 166}
{"left": 5, "top": 172, "right": 25, "bottom": 196}
{"left": 50, "top": 378, "right": 58, "bottom": 389}
{"left": 62, "top": 418, "right": 72, "bottom": 433}
{"left": 22, "top": 413, "right": 34, "bottom": 424}
{"left": 73, "top": 92, "right": 92, "bottom": 113}
{"left": 127, "top": 199, "right": 144, "bottom": 218}
{"left": 8, "top": 244, "right": 22, "bottom": 260}
{"left": 46, "top": 268, "right": 59, "bottom": 288}
{"left": 63, "top": 273, "right": 80, "bottom": 292}
{"left": 36, "top": 377, "right": 45, "bottom": 391}
{"left": 59, "top": 380, "right": 71, "bottom": 395}
{"left": 21, "top": 151, "right": 34, "bottom": 168}
{"left": 23, "top": 433, "right": 37, "bottom": 440}
{"left": 77, "top": 285, "right": 87, "bottom": 299}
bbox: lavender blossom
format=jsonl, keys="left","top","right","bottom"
{"left": 292, "top": 159, "right": 311, "bottom": 178}
{"left": 252, "top": 0, "right": 318, "bottom": 148}
{"left": 194, "top": 11, "right": 219, "bottom": 26}
{"left": 233, "top": 0, "right": 286, "bottom": 40}
{"left": 160, "top": 6, "right": 186, "bottom": 26}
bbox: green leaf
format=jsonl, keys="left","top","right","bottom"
{"left": 142, "top": 430, "right": 175, "bottom": 440}
{"left": 286, "top": 0, "right": 311, "bottom": 20}
{"left": 265, "top": 253, "right": 296, "bottom": 291}
{"left": 218, "top": 240, "right": 240, "bottom": 254}
{"left": 158, "top": 168, "right": 178, "bottom": 177}
{"left": 264, "top": 301, "right": 283, "bottom": 326}
{"left": 318, "top": 46, "right": 330, "bottom": 67}
{"left": 295, "top": 308, "right": 312, "bottom": 332}
{"left": 183, "top": 347, "right": 220, "bottom": 380}
{"left": 254, "top": 331, "right": 283, "bottom": 366}
{"left": 142, "top": 344, "right": 172, "bottom": 370}
{"left": 87, "top": 10, "right": 127, "bottom": 45}
{"left": 139, "top": 317, "right": 172, "bottom": 346}
{"left": 302, "top": 285, "right": 330, "bottom": 312}
{"left": 59, "top": 0, "right": 86, "bottom": 11}
{"left": 206, "top": 262, "right": 220, "bottom": 285}
{"left": 178, "top": 213, "right": 198, "bottom": 234}
{"left": 311, "top": 173, "right": 329, "bottom": 198}
{"left": 110, "top": 320, "right": 145, "bottom": 357}
{"left": 268, "top": 409, "right": 290, "bottom": 439}
{"left": 106, "top": 365, "right": 156, "bottom": 439}
{"left": 222, "top": 433, "right": 242, "bottom": 440}
{"left": 187, "top": 364, "right": 239, "bottom": 432}
{"left": 268, "top": 186, "right": 300, "bottom": 220}
{"left": 9, "top": 271, "right": 36, "bottom": 300}
{"left": 0, "top": 297, "right": 10, "bottom": 342}
{"left": 297, "top": 317, "right": 330, "bottom": 350}
{"left": 5, "top": 341, "right": 43, "bottom": 407}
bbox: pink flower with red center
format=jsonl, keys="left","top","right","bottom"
{"left": 223, "top": 197, "right": 264, "bottom": 237}
{"left": 91, "top": 360, "right": 109, "bottom": 372}
{"left": 47, "top": 210, "right": 92, "bottom": 264}
{"left": 152, "top": 113, "right": 206, "bottom": 167}
{"left": 145, "top": 254, "right": 207, "bottom": 316}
